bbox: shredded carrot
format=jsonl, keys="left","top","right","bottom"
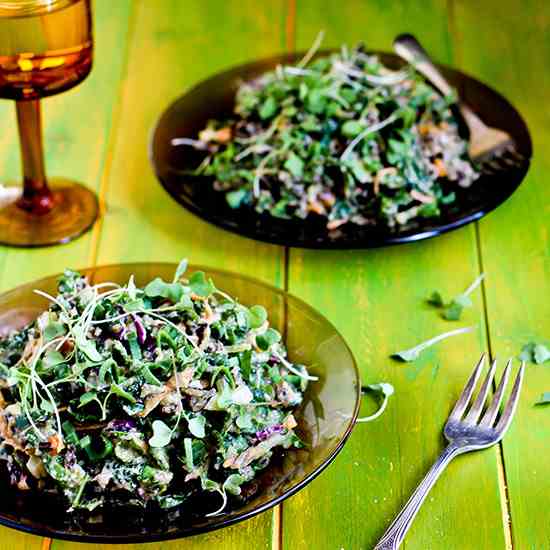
{"left": 418, "top": 124, "right": 432, "bottom": 136}
{"left": 215, "top": 127, "right": 232, "bottom": 143}
{"left": 434, "top": 158, "right": 447, "bottom": 177}
{"left": 308, "top": 200, "right": 325, "bottom": 215}
{"left": 48, "top": 434, "right": 64, "bottom": 456}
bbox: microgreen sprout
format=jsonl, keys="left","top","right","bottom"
{"left": 428, "top": 274, "right": 485, "bottom": 321}
{"left": 356, "top": 383, "right": 394, "bottom": 423}
{"left": 392, "top": 326, "right": 475, "bottom": 362}
{"left": 297, "top": 29, "right": 325, "bottom": 68}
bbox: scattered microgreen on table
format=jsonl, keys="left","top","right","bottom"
{"left": 535, "top": 392, "right": 550, "bottom": 406}
{"left": 519, "top": 342, "right": 550, "bottom": 365}
{"left": 391, "top": 326, "right": 474, "bottom": 362}
{"left": 428, "top": 274, "right": 485, "bottom": 321}
{"left": 356, "top": 383, "right": 395, "bottom": 422}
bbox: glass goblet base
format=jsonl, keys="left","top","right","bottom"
{"left": 0, "top": 179, "right": 99, "bottom": 247}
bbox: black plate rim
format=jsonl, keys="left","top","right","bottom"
{"left": 149, "top": 50, "right": 533, "bottom": 249}
{"left": 0, "top": 261, "right": 361, "bottom": 543}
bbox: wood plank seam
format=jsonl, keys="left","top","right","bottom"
{"left": 474, "top": 223, "right": 514, "bottom": 550}
{"left": 272, "top": 506, "right": 282, "bottom": 550}
{"left": 285, "top": 0, "right": 296, "bottom": 53}
{"left": 496, "top": 447, "right": 514, "bottom": 550}
{"left": 88, "top": 0, "right": 141, "bottom": 269}
{"left": 280, "top": 2, "right": 295, "bottom": 548}
{"left": 2, "top": 2, "right": 140, "bottom": 550}
{"left": 445, "top": 0, "right": 457, "bottom": 56}
{"left": 448, "top": 0, "right": 516, "bottom": 542}
{"left": 55, "top": 1, "right": 284, "bottom": 547}
{"left": 283, "top": 4, "right": 511, "bottom": 547}
{"left": 443, "top": 3, "right": 550, "bottom": 544}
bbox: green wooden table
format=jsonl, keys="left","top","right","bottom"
{"left": 0, "top": 1, "right": 548, "bottom": 548}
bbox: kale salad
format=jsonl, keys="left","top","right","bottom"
{"left": 0, "top": 261, "right": 313, "bottom": 514}
{"left": 179, "top": 39, "right": 479, "bottom": 230}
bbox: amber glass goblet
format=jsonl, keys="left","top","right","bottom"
{"left": 0, "top": 0, "right": 98, "bottom": 247}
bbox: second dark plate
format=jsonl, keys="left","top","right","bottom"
{"left": 150, "top": 51, "right": 532, "bottom": 249}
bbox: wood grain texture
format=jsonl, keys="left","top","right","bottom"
{"left": 52, "top": 516, "right": 272, "bottom": 550}
{"left": 51, "top": 1, "right": 288, "bottom": 549}
{"left": 282, "top": 1, "right": 508, "bottom": 548}
{"left": 452, "top": 1, "right": 550, "bottom": 548}
{"left": 0, "top": 1, "right": 134, "bottom": 548}
{"left": 93, "top": 0, "right": 287, "bottom": 287}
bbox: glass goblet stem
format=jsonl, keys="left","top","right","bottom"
{"left": 15, "top": 99, "right": 54, "bottom": 214}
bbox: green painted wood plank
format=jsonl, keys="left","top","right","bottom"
{"left": 94, "top": 0, "right": 287, "bottom": 288}
{"left": 0, "top": 534, "right": 45, "bottom": 550}
{"left": 0, "top": 0, "right": 134, "bottom": 293}
{"left": 452, "top": 2, "right": 550, "bottom": 548}
{"left": 57, "top": 1, "right": 290, "bottom": 549}
{"left": 283, "top": 2, "right": 508, "bottom": 549}
{"left": 0, "top": 1, "right": 134, "bottom": 548}
{"left": 52, "top": 515, "right": 272, "bottom": 550}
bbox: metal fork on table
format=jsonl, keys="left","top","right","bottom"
{"left": 374, "top": 354, "right": 525, "bottom": 550}
{"left": 393, "top": 33, "right": 526, "bottom": 174}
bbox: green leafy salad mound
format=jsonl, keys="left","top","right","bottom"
{"left": 186, "top": 42, "right": 479, "bottom": 230}
{"left": 0, "top": 261, "right": 312, "bottom": 514}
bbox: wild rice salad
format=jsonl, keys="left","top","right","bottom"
{"left": 0, "top": 261, "right": 313, "bottom": 513}
{"left": 180, "top": 38, "right": 478, "bottom": 230}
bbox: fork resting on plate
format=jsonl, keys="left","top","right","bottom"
{"left": 393, "top": 34, "right": 526, "bottom": 174}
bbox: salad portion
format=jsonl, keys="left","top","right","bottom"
{"left": 182, "top": 39, "right": 478, "bottom": 230}
{"left": 0, "top": 261, "right": 313, "bottom": 514}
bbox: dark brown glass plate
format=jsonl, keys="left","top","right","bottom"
{"left": 0, "top": 263, "right": 360, "bottom": 543}
{"left": 150, "top": 51, "right": 532, "bottom": 249}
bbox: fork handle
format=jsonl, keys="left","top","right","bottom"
{"left": 393, "top": 34, "right": 487, "bottom": 134}
{"left": 393, "top": 33, "right": 455, "bottom": 98}
{"left": 373, "top": 443, "right": 461, "bottom": 550}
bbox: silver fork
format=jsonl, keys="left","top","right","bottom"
{"left": 393, "top": 34, "right": 526, "bottom": 174}
{"left": 374, "top": 354, "right": 525, "bottom": 550}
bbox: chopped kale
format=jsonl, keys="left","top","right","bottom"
{"left": 0, "top": 261, "right": 312, "bottom": 514}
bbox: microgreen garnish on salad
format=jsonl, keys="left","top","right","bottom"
{"left": 428, "top": 274, "right": 485, "bottom": 321}
{"left": 0, "top": 262, "right": 315, "bottom": 514}
{"left": 177, "top": 35, "right": 479, "bottom": 230}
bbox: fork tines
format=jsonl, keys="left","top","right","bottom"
{"left": 476, "top": 144, "right": 527, "bottom": 175}
{"left": 449, "top": 353, "right": 525, "bottom": 435}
